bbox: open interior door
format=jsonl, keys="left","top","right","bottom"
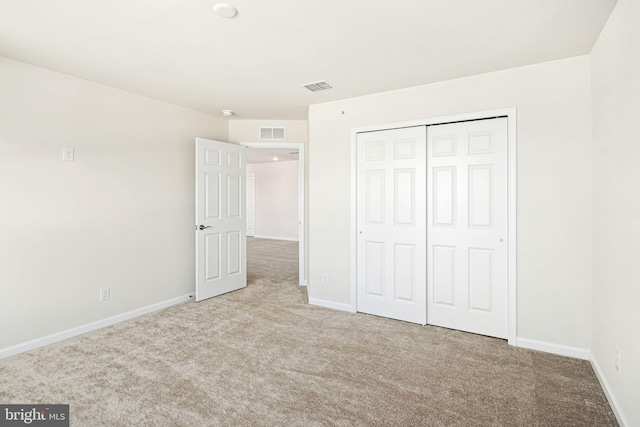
{"left": 195, "top": 137, "right": 247, "bottom": 301}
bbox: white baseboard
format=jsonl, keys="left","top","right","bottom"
{"left": 516, "top": 337, "right": 590, "bottom": 360}
{"left": 308, "top": 297, "right": 355, "bottom": 313}
{"left": 253, "top": 235, "right": 299, "bottom": 242}
{"left": 0, "top": 293, "right": 194, "bottom": 360}
{"left": 590, "top": 354, "right": 629, "bottom": 427}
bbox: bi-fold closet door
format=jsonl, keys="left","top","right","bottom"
{"left": 356, "top": 117, "right": 508, "bottom": 339}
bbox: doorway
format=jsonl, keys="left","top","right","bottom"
{"left": 243, "top": 142, "right": 306, "bottom": 285}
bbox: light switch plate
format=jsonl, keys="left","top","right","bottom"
{"left": 62, "top": 147, "right": 74, "bottom": 162}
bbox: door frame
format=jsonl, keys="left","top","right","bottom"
{"left": 350, "top": 108, "right": 517, "bottom": 345}
{"left": 246, "top": 173, "right": 256, "bottom": 237}
{"left": 242, "top": 142, "right": 306, "bottom": 286}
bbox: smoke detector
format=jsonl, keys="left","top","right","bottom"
{"left": 221, "top": 109, "right": 234, "bottom": 117}
{"left": 214, "top": 3, "right": 238, "bottom": 18}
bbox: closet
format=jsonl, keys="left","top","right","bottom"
{"left": 356, "top": 117, "right": 508, "bottom": 339}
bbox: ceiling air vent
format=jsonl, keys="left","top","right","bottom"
{"left": 260, "top": 127, "right": 286, "bottom": 140}
{"left": 302, "top": 81, "right": 334, "bottom": 92}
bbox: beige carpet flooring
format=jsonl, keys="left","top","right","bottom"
{"left": 0, "top": 238, "right": 616, "bottom": 426}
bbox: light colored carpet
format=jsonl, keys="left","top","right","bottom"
{"left": 0, "top": 238, "right": 616, "bottom": 426}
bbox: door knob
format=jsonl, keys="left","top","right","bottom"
{"left": 198, "top": 225, "right": 211, "bottom": 230}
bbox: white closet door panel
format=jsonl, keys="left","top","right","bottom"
{"left": 433, "top": 245, "right": 456, "bottom": 306}
{"left": 394, "top": 243, "right": 415, "bottom": 301}
{"left": 366, "top": 170, "right": 386, "bottom": 225}
{"left": 433, "top": 167, "right": 456, "bottom": 227}
{"left": 365, "top": 241, "right": 385, "bottom": 297}
{"left": 427, "top": 118, "right": 508, "bottom": 338}
{"left": 357, "top": 126, "right": 426, "bottom": 325}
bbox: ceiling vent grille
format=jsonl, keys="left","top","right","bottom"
{"left": 302, "top": 81, "right": 334, "bottom": 92}
{"left": 260, "top": 127, "right": 286, "bottom": 140}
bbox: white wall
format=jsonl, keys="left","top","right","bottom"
{"left": 308, "top": 56, "right": 593, "bottom": 352}
{"left": 246, "top": 161, "right": 299, "bottom": 241}
{"left": 0, "top": 57, "right": 227, "bottom": 351}
{"left": 591, "top": 0, "right": 640, "bottom": 424}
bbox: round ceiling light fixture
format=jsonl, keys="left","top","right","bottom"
{"left": 221, "top": 109, "right": 233, "bottom": 117}
{"left": 214, "top": 3, "right": 238, "bottom": 18}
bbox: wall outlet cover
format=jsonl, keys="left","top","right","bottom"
{"left": 62, "top": 147, "right": 74, "bottom": 162}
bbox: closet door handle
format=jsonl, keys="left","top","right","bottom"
{"left": 197, "top": 225, "right": 212, "bottom": 230}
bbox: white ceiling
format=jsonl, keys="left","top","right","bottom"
{"left": 0, "top": 0, "right": 617, "bottom": 120}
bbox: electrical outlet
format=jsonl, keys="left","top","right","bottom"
{"left": 62, "top": 147, "right": 74, "bottom": 162}
{"left": 99, "top": 287, "right": 110, "bottom": 301}
{"left": 322, "top": 273, "right": 329, "bottom": 285}
{"left": 614, "top": 349, "right": 621, "bottom": 372}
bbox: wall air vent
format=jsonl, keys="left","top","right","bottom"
{"left": 259, "top": 127, "right": 286, "bottom": 140}
{"left": 302, "top": 81, "right": 334, "bottom": 92}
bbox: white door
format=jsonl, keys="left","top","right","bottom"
{"left": 195, "top": 137, "right": 247, "bottom": 302}
{"left": 356, "top": 126, "right": 427, "bottom": 324}
{"left": 426, "top": 117, "right": 508, "bottom": 338}
{"left": 246, "top": 173, "right": 256, "bottom": 237}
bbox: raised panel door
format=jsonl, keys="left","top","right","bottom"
{"left": 426, "top": 118, "right": 508, "bottom": 338}
{"left": 196, "top": 138, "right": 247, "bottom": 302}
{"left": 356, "top": 126, "right": 426, "bottom": 324}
